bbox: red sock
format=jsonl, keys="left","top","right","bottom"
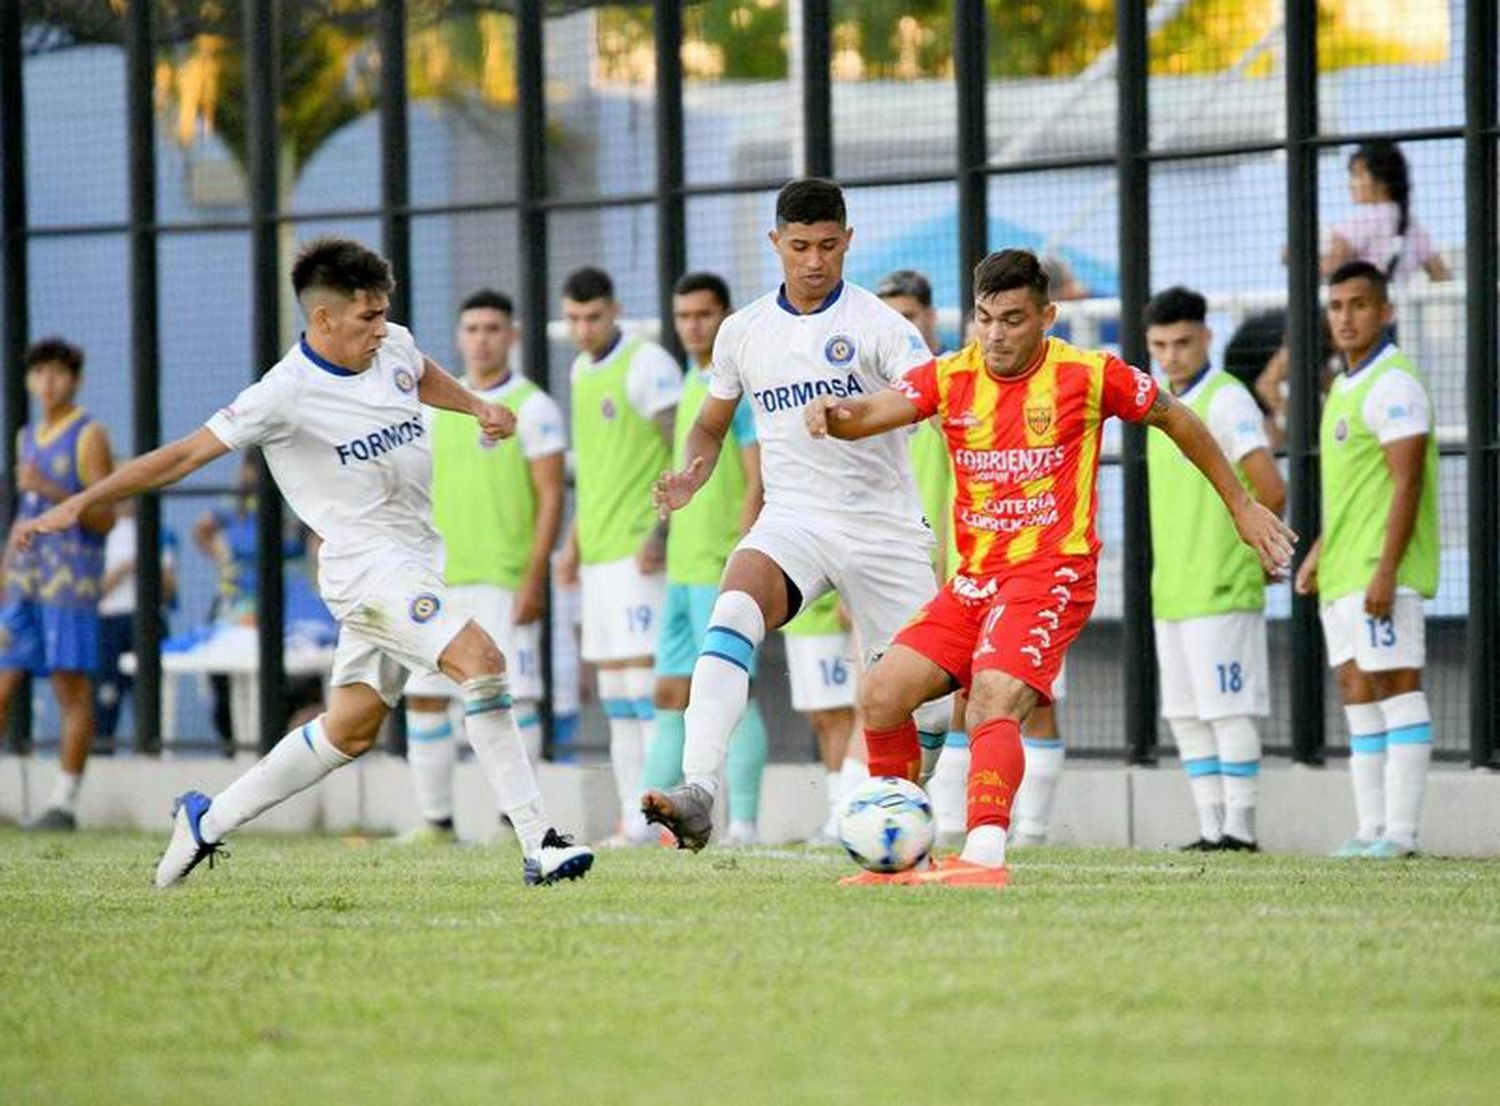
{"left": 864, "top": 720, "right": 920, "bottom": 781}
{"left": 967, "top": 717, "right": 1025, "bottom": 831}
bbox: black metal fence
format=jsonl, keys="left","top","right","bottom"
{"left": 2, "top": 0, "right": 1496, "bottom": 768}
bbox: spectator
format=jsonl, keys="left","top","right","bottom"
{"left": 1322, "top": 140, "right": 1449, "bottom": 283}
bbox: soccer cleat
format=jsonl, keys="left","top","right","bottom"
{"left": 641, "top": 783, "right": 715, "bottom": 852}
{"left": 1363, "top": 838, "right": 1417, "bottom": 859}
{"left": 523, "top": 829, "right": 594, "bottom": 886}
{"left": 1331, "top": 837, "right": 1375, "bottom": 858}
{"left": 1011, "top": 829, "right": 1048, "bottom": 848}
{"left": 1180, "top": 837, "right": 1224, "bottom": 852}
{"left": 909, "top": 855, "right": 1010, "bottom": 888}
{"left": 391, "top": 822, "right": 458, "bottom": 847}
{"left": 1218, "top": 835, "right": 1260, "bottom": 853}
{"left": 837, "top": 867, "right": 921, "bottom": 887}
{"left": 153, "top": 791, "right": 228, "bottom": 889}
{"left": 22, "top": 807, "right": 76, "bottom": 832}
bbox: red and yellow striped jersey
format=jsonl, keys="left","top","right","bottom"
{"left": 894, "top": 337, "right": 1158, "bottom": 579}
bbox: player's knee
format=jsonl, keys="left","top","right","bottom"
{"left": 442, "top": 624, "right": 506, "bottom": 684}
{"left": 858, "top": 674, "right": 916, "bottom": 731}
{"left": 322, "top": 712, "right": 382, "bottom": 757}
{"left": 966, "top": 672, "right": 1035, "bottom": 727}
{"left": 1335, "top": 662, "right": 1373, "bottom": 704}
{"left": 1370, "top": 668, "right": 1421, "bottom": 699}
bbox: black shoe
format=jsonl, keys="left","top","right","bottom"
{"left": 1218, "top": 835, "right": 1260, "bottom": 852}
{"left": 1180, "top": 837, "right": 1223, "bottom": 852}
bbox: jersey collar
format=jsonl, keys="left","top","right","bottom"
{"left": 1170, "top": 361, "right": 1213, "bottom": 400}
{"left": 1344, "top": 332, "right": 1396, "bottom": 379}
{"left": 300, "top": 334, "right": 360, "bottom": 377}
{"left": 776, "top": 281, "right": 844, "bottom": 316}
{"left": 590, "top": 330, "right": 625, "bottom": 364}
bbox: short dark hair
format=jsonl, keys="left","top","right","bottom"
{"left": 562, "top": 266, "right": 614, "bottom": 304}
{"left": 459, "top": 288, "right": 514, "bottom": 317}
{"left": 973, "top": 248, "right": 1049, "bottom": 305}
{"left": 291, "top": 237, "right": 394, "bottom": 301}
{"left": 1329, "top": 259, "right": 1389, "bottom": 301}
{"left": 876, "top": 269, "right": 933, "bottom": 308}
{"left": 1143, "top": 285, "right": 1207, "bottom": 328}
{"left": 673, "top": 271, "right": 731, "bottom": 310}
{"left": 24, "top": 337, "right": 84, "bottom": 375}
{"left": 776, "top": 178, "right": 846, "bottom": 227}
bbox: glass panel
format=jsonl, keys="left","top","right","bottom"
{"left": 682, "top": 0, "right": 792, "bottom": 187}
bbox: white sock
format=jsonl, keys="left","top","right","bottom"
{"left": 47, "top": 770, "right": 83, "bottom": 814}
{"left": 513, "top": 698, "right": 543, "bottom": 765}
{"left": 728, "top": 819, "right": 757, "bottom": 842}
{"left": 959, "top": 824, "right": 1007, "bottom": 868}
{"left": 927, "top": 733, "right": 969, "bottom": 839}
{"left": 597, "top": 669, "right": 642, "bottom": 826}
{"left": 1170, "top": 717, "right": 1223, "bottom": 841}
{"left": 1213, "top": 715, "right": 1261, "bottom": 843}
{"left": 1379, "top": 690, "right": 1432, "bottom": 850}
{"left": 404, "top": 708, "right": 457, "bottom": 824}
{"left": 201, "top": 716, "right": 352, "bottom": 843}
{"left": 1013, "top": 738, "right": 1065, "bottom": 841}
{"left": 682, "top": 591, "right": 763, "bottom": 796}
{"left": 1345, "top": 702, "right": 1387, "bottom": 842}
{"left": 838, "top": 754, "right": 869, "bottom": 800}
{"left": 620, "top": 666, "right": 657, "bottom": 838}
{"left": 461, "top": 675, "right": 549, "bottom": 856}
{"left": 823, "top": 770, "right": 843, "bottom": 836}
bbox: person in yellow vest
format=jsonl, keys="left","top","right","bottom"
{"left": 638, "top": 273, "right": 769, "bottom": 846}
{"left": 398, "top": 290, "right": 565, "bottom": 844}
{"left": 1145, "top": 286, "right": 1285, "bottom": 851}
{"left": 1296, "top": 261, "right": 1439, "bottom": 858}
{"left": 555, "top": 267, "right": 682, "bottom": 845}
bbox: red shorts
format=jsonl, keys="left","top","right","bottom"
{"left": 892, "top": 560, "right": 1096, "bottom": 704}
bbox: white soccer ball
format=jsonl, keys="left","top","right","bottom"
{"left": 838, "top": 776, "right": 936, "bottom": 873}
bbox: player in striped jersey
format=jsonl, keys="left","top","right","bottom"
{"left": 808, "top": 249, "right": 1294, "bottom": 886}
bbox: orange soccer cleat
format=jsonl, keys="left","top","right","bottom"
{"left": 908, "top": 854, "right": 1011, "bottom": 888}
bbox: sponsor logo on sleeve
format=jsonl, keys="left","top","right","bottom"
{"left": 1333, "top": 417, "right": 1349, "bottom": 443}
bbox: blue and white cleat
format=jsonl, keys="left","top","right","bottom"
{"left": 153, "top": 791, "right": 228, "bottom": 889}
{"left": 1331, "top": 837, "right": 1374, "bottom": 858}
{"left": 523, "top": 828, "right": 594, "bottom": 886}
{"left": 1364, "top": 838, "right": 1417, "bottom": 859}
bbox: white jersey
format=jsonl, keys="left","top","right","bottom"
{"left": 205, "top": 323, "right": 438, "bottom": 615}
{"left": 709, "top": 280, "right": 934, "bottom": 528}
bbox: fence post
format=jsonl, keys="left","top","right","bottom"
{"left": 1465, "top": 0, "right": 1499, "bottom": 768}
{"left": 954, "top": 0, "right": 987, "bottom": 312}
{"left": 1116, "top": 0, "right": 1157, "bottom": 765}
{"left": 1284, "top": 0, "right": 1325, "bottom": 765}
{"left": 801, "top": 0, "right": 832, "bottom": 178}
{"left": 654, "top": 0, "right": 686, "bottom": 361}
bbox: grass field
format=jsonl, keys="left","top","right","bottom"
{"left": 2, "top": 830, "right": 1498, "bottom": 1106}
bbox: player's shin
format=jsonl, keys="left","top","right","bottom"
{"left": 514, "top": 699, "right": 543, "bottom": 764}
{"left": 1013, "top": 737, "right": 1065, "bottom": 846}
{"left": 726, "top": 700, "right": 768, "bottom": 841}
{"left": 1378, "top": 690, "right": 1432, "bottom": 850}
{"left": 682, "top": 590, "right": 764, "bottom": 795}
{"left": 914, "top": 697, "right": 952, "bottom": 785}
{"left": 460, "top": 675, "right": 549, "bottom": 855}
{"left": 961, "top": 717, "right": 1025, "bottom": 868}
{"left": 1344, "top": 703, "right": 1388, "bottom": 844}
{"left": 404, "top": 708, "right": 457, "bottom": 826}
{"left": 199, "top": 716, "right": 353, "bottom": 844}
{"left": 1170, "top": 718, "right": 1225, "bottom": 843}
{"left": 642, "top": 708, "right": 687, "bottom": 791}
{"left": 1213, "top": 716, "right": 1261, "bottom": 844}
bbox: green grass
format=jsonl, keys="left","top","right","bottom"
{"left": 2, "top": 831, "right": 1498, "bottom": 1106}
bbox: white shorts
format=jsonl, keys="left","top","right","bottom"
{"left": 404, "top": 583, "right": 543, "bottom": 700}
{"left": 786, "top": 631, "right": 856, "bottom": 712}
{"left": 740, "top": 504, "right": 939, "bottom": 660}
{"left": 331, "top": 562, "right": 470, "bottom": 707}
{"left": 579, "top": 556, "right": 666, "bottom": 663}
{"left": 1155, "top": 612, "right": 1270, "bottom": 721}
{"left": 1320, "top": 590, "right": 1426, "bottom": 672}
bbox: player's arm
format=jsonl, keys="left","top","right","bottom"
{"left": 805, "top": 389, "right": 921, "bottom": 441}
{"left": 1144, "top": 391, "right": 1296, "bottom": 576}
{"left": 76, "top": 422, "right": 116, "bottom": 535}
{"left": 516, "top": 450, "right": 565, "bottom": 625}
{"left": 419, "top": 356, "right": 515, "bottom": 441}
{"left": 653, "top": 395, "right": 737, "bottom": 517}
{"left": 1239, "top": 448, "right": 1285, "bottom": 516}
{"left": 1365, "top": 435, "right": 1427, "bottom": 619}
{"left": 1294, "top": 534, "right": 1323, "bottom": 596}
{"left": 10, "top": 427, "right": 229, "bottom": 552}
{"left": 737, "top": 441, "right": 763, "bottom": 535}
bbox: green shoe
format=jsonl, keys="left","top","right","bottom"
{"left": 1364, "top": 838, "right": 1417, "bottom": 859}
{"left": 1331, "top": 837, "right": 1374, "bottom": 858}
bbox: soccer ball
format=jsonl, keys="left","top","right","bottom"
{"left": 838, "top": 776, "right": 936, "bottom": 873}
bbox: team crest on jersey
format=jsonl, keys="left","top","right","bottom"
{"left": 394, "top": 368, "right": 416, "bottom": 394}
{"left": 1025, "top": 404, "right": 1053, "bottom": 435}
{"left": 600, "top": 396, "right": 618, "bottom": 421}
{"left": 824, "top": 334, "right": 856, "bottom": 367}
{"left": 410, "top": 593, "right": 442, "bottom": 624}
{"left": 1334, "top": 417, "right": 1349, "bottom": 443}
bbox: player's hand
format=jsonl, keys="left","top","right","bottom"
{"left": 1364, "top": 566, "right": 1397, "bottom": 619}
{"left": 636, "top": 528, "right": 667, "bottom": 574}
{"left": 9, "top": 499, "right": 82, "bottom": 554}
{"left": 803, "top": 395, "right": 855, "bottom": 439}
{"left": 513, "top": 574, "right": 546, "bottom": 626}
{"left": 1293, "top": 548, "right": 1319, "bottom": 596}
{"left": 1232, "top": 499, "right": 1296, "bottom": 579}
{"left": 17, "top": 462, "right": 67, "bottom": 503}
{"left": 475, "top": 401, "right": 516, "bottom": 441}
{"left": 555, "top": 537, "right": 580, "bottom": 588}
{"left": 652, "top": 458, "right": 705, "bottom": 519}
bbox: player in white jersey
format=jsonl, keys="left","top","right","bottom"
{"left": 641, "top": 178, "right": 952, "bottom": 850}
{"left": 13, "top": 238, "right": 592, "bottom": 888}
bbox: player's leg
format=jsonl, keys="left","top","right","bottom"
{"left": 785, "top": 629, "right": 857, "bottom": 841}
{"left": 400, "top": 686, "right": 460, "bottom": 844}
{"left": 925, "top": 694, "right": 970, "bottom": 846}
{"left": 958, "top": 669, "right": 1039, "bottom": 869}
{"left": 1361, "top": 593, "right": 1430, "bottom": 857}
{"left": 1157, "top": 618, "right": 1224, "bottom": 848}
{"left": 859, "top": 644, "right": 956, "bottom": 781}
{"left": 1012, "top": 663, "right": 1067, "bottom": 847}
{"left": 1193, "top": 613, "right": 1270, "bottom": 851}
{"left": 498, "top": 588, "right": 546, "bottom": 766}
{"left": 644, "top": 583, "right": 695, "bottom": 793}
{"left": 27, "top": 671, "right": 95, "bottom": 830}
{"left": 1323, "top": 596, "right": 1386, "bottom": 855}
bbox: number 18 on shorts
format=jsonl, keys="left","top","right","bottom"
{"left": 1155, "top": 612, "right": 1269, "bottom": 721}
